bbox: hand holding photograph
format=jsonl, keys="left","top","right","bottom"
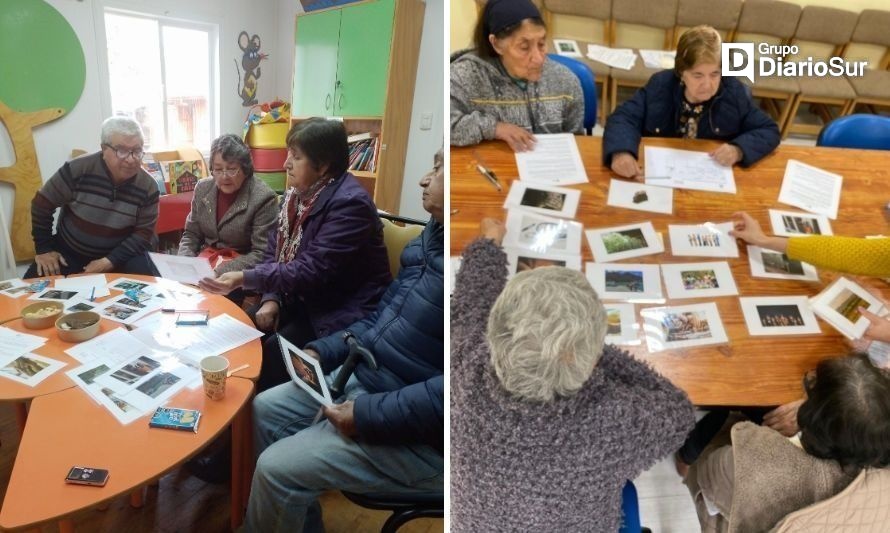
{"left": 278, "top": 335, "right": 332, "bottom": 406}
{"left": 810, "top": 277, "right": 885, "bottom": 339}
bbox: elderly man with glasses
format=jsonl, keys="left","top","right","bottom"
{"left": 26, "top": 116, "right": 159, "bottom": 278}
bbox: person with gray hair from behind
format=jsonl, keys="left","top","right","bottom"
{"left": 451, "top": 218, "right": 695, "bottom": 532}
{"left": 26, "top": 115, "right": 159, "bottom": 278}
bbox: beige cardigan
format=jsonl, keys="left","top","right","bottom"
{"left": 177, "top": 176, "right": 278, "bottom": 275}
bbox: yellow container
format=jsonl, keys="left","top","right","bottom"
{"left": 245, "top": 123, "right": 289, "bottom": 149}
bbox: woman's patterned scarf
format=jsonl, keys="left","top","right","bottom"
{"left": 275, "top": 176, "right": 334, "bottom": 263}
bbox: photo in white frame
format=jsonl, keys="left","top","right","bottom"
{"left": 640, "top": 302, "right": 728, "bottom": 352}
{"left": 603, "top": 303, "right": 640, "bottom": 345}
{"left": 810, "top": 277, "right": 885, "bottom": 339}
{"left": 768, "top": 209, "right": 833, "bottom": 237}
{"left": 606, "top": 179, "right": 673, "bottom": 215}
{"left": 553, "top": 38, "right": 582, "bottom": 57}
{"left": 746, "top": 245, "right": 819, "bottom": 281}
{"left": 507, "top": 249, "right": 582, "bottom": 278}
{"left": 503, "top": 181, "right": 581, "bottom": 219}
{"left": 504, "top": 210, "right": 583, "bottom": 256}
{"left": 668, "top": 222, "right": 738, "bottom": 258}
{"left": 585, "top": 262, "right": 663, "bottom": 302}
{"left": 739, "top": 296, "right": 821, "bottom": 336}
{"left": 661, "top": 261, "right": 739, "bottom": 299}
{"left": 585, "top": 222, "right": 663, "bottom": 263}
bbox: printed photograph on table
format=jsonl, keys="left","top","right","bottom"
{"left": 810, "top": 277, "right": 885, "bottom": 339}
{"left": 746, "top": 245, "right": 819, "bottom": 281}
{"left": 606, "top": 179, "right": 673, "bottom": 215}
{"left": 769, "top": 209, "right": 832, "bottom": 237}
{"left": 0, "top": 285, "right": 30, "bottom": 298}
{"left": 585, "top": 222, "right": 663, "bottom": 263}
{"left": 603, "top": 303, "right": 639, "bottom": 345}
{"left": 661, "top": 262, "right": 738, "bottom": 299}
{"left": 28, "top": 289, "right": 80, "bottom": 302}
{"left": 585, "top": 263, "right": 663, "bottom": 302}
{"left": 0, "top": 353, "right": 66, "bottom": 386}
{"left": 506, "top": 249, "right": 581, "bottom": 278}
{"left": 108, "top": 278, "right": 150, "bottom": 292}
{"left": 640, "top": 302, "right": 728, "bottom": 352}
{"left": 503, "top": 181, "right": 580, "bottom": 219}
{"left": 552, "top": 38, "right": 581, "bottom": 57}
{"left": 504, "top": 211, "right": 583, "bottom": 255}
{"left": 668, "top": 222, "right": 738, "bottom": 258}
{"left": 739, "top": 296, "right": 821, "bottom": 336}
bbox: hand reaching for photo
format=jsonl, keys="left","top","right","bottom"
{"left": 860, "top": 307, "right": 890, "bottom": 343}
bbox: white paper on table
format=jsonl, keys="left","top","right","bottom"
{"left": 746, "top": 245, "right": 819, "bottom": 281}
{"left": 660, "top": 261, "right": 739, "bottom": 299}
{"left": 0, "top": 352, "right": 66, "bottom": 386}
{"left": 503, "top": 181, "right": 581, "bottom": 219}
{"left": 585, "top": 222, "right": 664, "bottom": 263}
{"left": 768, "top": 209, "right": 833, "bottom": 237}
{"left": 607, "top": 179, "right": 673, "bottom": 215}
{"left": 739, "top": 296, "right": 821, "bottom": 336}
{"left": 507, "top": 249, "right": 582, "bottom": 279}
{"left": 55, "top": 275, "right": 110, "bottom": 298}
{"left": 97, "top": 354, "right": 197, "bottom": 411}
{"left": 504, "top": 210, "right": 583, "bottom": 256}
{"left": 154, "top": 314, "right": 263, "bottom": 367}
{"left": 777, "top": 159, "right": 843, "bottom": 220}
{"left": 643, "top": 146, "right": 737, "bottom": 194}
{"left": 514, "top": 133, "right": 589, "bottom": 186}
{"left": 92, "top": 297, "right": 160, "bottom": 325}
{"left": 603, "top": 303, "right": 641, "bottom": 345}
{"left": 640, "top": 302, "right": 729, "bottom": 353}
{"left": 148, "top": 252, "right": 215, "bottom": 285}
{"left": 668, "top": 222, "right": 739, "bottom": 258}
{"left": 0, "top": 326, "right": 48, "bottom": 358}
{"left": 0, "top": 278, "right": 29, "bottom": 298}
{"left": 27, "top": 288, "right": 83, "bottom": 302}
{"left": 86, "top": 382, "right": 145, "bottom": 425}
{"left": 65, "top": 328, "right": 154, "bottom": 364}
{"left": 639, "top": 49, "right": 676, "bottom": 69}
{"left": 586, "top": 44, "right": 636, "bottom": 70}
{"left": 553, "top": 39, "right": 582, "bottom": 57}
{"left": 585, "top": 262, "right": 664, "bottom": 302}
{"left": 810, "top": 277, "right": 884, "bottom": 339}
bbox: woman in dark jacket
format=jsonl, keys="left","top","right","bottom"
{"left": 603, "top": 25, "right": 780, "bottom": 179}
{"left": 200, "top": 118, "right": 391, "bottom": 390}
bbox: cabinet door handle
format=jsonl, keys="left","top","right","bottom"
{"left": 325, "top": 93, "right": 332, "bottom": 111}
{"left": 337, "top": 93, "right": 344, "bottom": 110}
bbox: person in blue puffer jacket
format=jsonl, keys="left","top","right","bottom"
{"left": 603, "top": 25, "right": 780, "bottom": 180}
{"left": 244, "top": 149, "right": 444, "bottom": 533}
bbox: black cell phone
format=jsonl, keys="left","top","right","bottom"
{"left": 65, "top": 466, "right": 109, "bottom": 486}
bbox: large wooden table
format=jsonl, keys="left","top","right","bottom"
{"left": 451, "top": 137, "right": 890, "bottom": 406}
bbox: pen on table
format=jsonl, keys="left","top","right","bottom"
{"left": 89, "top": 287, "right": 95, "bottom": 302}
{"left": 476, "top": 164, "right": 502, "bottom": 192}
{"left": 161, "top": 308, "right": 206, "bottom": 313}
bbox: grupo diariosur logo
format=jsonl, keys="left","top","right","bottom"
{"left": 722, "top": 43, "right": 867, "bottom": 83}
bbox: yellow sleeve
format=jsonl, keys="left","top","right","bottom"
{"left": 786, "top": 236, "right": 890, "bottom": 277}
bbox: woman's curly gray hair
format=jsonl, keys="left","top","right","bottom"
{"left": 486, "top": 266, "right": 607, "bottom": 402}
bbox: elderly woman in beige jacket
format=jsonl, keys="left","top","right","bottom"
{"left": 178, "top": 134, "right": 278, "bottom": 275}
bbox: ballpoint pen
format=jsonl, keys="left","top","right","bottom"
{"left": 89, "top": 287, "right": 95, "bottom": 302}
{"left": 476, "top": 164, "right": 502, "bottom": 192}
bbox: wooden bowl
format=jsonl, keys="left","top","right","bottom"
{"left": 20, "top": 301, "right": 64, "bottom": 329}
{"left": 55, "top": 311, "right": 101, "bottom": 343}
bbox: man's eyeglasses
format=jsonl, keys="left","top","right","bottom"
{"left": 211, "top": 169, "right": 241, "bottom": 178}
{"left": 103, "top": 144, "right": 144, "bottom": 161}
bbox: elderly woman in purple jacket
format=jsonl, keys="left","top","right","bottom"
{"left": 200, "top": 118, "right": 391, "bottom": 390}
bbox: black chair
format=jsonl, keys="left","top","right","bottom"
{"left": 341, "top": 490, "right": 443, "bottom": 533}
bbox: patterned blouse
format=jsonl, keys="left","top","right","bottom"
{"left": 678, "top": 97, "right": 711, "bottom": 139}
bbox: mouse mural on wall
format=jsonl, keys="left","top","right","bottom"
{"left": 235, "top": 31, "right": 268, "bottom": 107}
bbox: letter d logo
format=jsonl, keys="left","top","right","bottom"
{"left": 722, "top": 43, "right": 754, "bottom": 83}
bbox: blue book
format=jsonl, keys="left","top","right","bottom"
{"left": 149, "top": 407, "right": 201, "bottom": 433}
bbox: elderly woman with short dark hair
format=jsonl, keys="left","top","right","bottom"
{"left": 450, "top": 219, "right": 695, "bottom": 531}
{"left": 178, "top": 133, "right": 278, "bottom": 275}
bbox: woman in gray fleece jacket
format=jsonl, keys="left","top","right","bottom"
{"left": 451, "top": 221, "right": 695, "bottom": 532}
{"left": 450, "top": 0, "right": 584, "bottom": 152}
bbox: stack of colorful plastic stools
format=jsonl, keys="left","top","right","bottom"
{"left": 246, "top": 122, "right": 288, "bottom": 193}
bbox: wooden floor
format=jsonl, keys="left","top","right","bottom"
{"left": 0, "top": 403, "right": 443, "bottom": 533}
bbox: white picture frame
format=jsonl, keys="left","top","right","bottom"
{"left": 507, "top": 249, "right": 582, "bottom": 278}
{"left": 503, "top": 181, "right": 581, "bottom": 219}
{"left": 0, "top": 278, "right": 29, "bottom": 299}
{"left": 504, "top": 210, "right": 583, "bottom": 256}
{"left": 668, "top": 222, "right": 738, "bottom": 258}
{"left": 585, "top": 262, "right": 663, "bottom": 302}
{"left": 768, "top": 209, "right": 833, "bottom": 237}
{"left": 810, "top": 277, "right": 885, "bottom": 339}
{"left": 606, "top": 179, "right": 673, "bottom": 215}
{"left": 660, "top": 261, "right": 739, "bottom": 299}
{"left": 603, "top": 303, "right": 640, "bottom": 345}
{"left": 585, "top": 222, "right": 664, "bottom": 263}
{"left": 28, "top": 288, "right": 82, "bottom": 302}
{"left": 746, "top": 245, "right": 819, "bottom": 281}
{"left": 640, "top": 302, "right": 728, "bottom": 352}
{"left": 739, "top": 296, "right": 821, "bottom": 336}
{"left": 278, "top": 335, "right": 332, "bottom": 406}
{"left": 0, "top": 352, "right": 66, "bottom": 387}
{"left": 553, "top": 39, "right": 582, "bottom": 57}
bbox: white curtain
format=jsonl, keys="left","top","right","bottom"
{"left": 0, "top": 202, "right": 15, "bottom": 279}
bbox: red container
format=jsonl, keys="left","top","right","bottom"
{"left": 251, "top": 148, "right": 288, "bottom": 172}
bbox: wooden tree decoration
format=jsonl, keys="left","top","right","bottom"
{"left": 0, "top": 0, "right": 85, "bottom": 260}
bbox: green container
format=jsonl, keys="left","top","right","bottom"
{"left": 256, "top": 171, "right": 286, "bottom": 193}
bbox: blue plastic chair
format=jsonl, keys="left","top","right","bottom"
{"left": 547, "top": 54, "right": 598, "bottom": 134}
{"left": 816, "top": 114, "right": 890, "bottom": 150}
{"left": 619, "top": 480, "right": 651, "bottom": 533}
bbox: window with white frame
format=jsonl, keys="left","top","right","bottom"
{"left": 103, "top": 10, "right": 216, "bottom": 151}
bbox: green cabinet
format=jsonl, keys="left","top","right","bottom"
{"left": 292, "top": 0, "right": 394, "bottom": 118}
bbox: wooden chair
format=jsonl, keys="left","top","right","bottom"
{"left": 844, "top": 10, "right": 890, "bottom": 116}
{"left": 540, "top": 0, "right": 612, "bottom": 121}
{"left": 733, "top": 0, "right": 802, "bottom": 131}
{"left": 607, "top": 0, "right": 678, "bottom": 114}
{"left": 782, "top": 6, "right": 859, "bottom": 139}
{"left": 673, "top": 0, "right": 742, "bottom": 46}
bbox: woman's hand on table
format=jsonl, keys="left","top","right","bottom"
{"left": 254, "top": 300, "right": 280, "bottom": 332}
{"left": 709, "top": 143, "right": 743, "bottom": 166}
{"left": 198, "top": 271, "right": 244, "bottom": 295}
{"left": 610, "top": 152, "right": 643, "bottom": 181}
{"left": 481, "top": 218, "right": 506, "bottom": 246}
{"left": 495, "top": 122, "right": 536, "bottom": 152}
